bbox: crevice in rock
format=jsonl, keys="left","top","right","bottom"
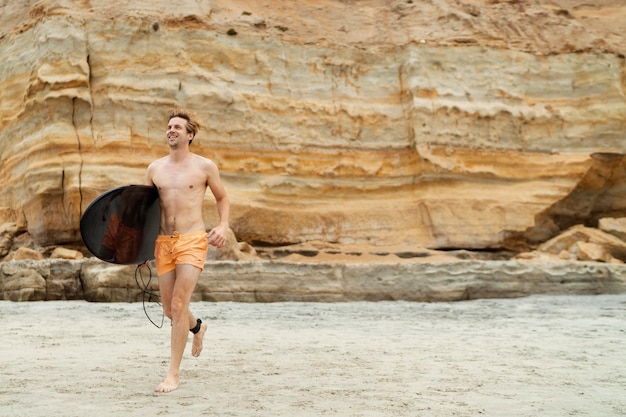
{"left": 71, "top": 97, "right": 84, "bottom": 215}
{"left": 506, "top": 153, "right": 626, "bottom": 249}
{"left": 435, "top": 248, "right": 516, "bottom": 261}
{"left": 542, "top": 154, "right": 625, "bottom": 227}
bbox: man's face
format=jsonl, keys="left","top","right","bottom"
{"left": 166, "top": 117, "right": 193, "bottom": 147}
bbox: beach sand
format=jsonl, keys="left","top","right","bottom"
{"left": 1, "top": 295, "right": 625, "bottom": 417}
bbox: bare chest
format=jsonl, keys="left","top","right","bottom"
{"left": 153, "top": 164, "right": 207, "bottom": 193}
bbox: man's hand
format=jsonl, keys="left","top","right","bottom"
{"left": 207, "top": 224, "right": 229, "bottom": 248}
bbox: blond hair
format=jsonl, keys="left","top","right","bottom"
{"left": 169, "top": 108, "right": 201, "bottom": 144}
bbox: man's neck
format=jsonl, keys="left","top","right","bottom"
{"left": 168, "top": 147, "right": 191, "bottom": 162}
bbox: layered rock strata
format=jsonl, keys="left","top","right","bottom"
{"left": 1, "top": 257, "right": 624, "bottom": 303}
{"left": 0, "top": 0, "right": 625, "bottom": 254}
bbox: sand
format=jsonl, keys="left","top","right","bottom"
{"left": 1, "top": 295, "right": 625, "bottom": 417}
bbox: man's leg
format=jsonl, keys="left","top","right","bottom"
{"left": 155, "top": 264, "right": 203, "bottom": 393}
{"left": 157, "top": 270, "right": 176, "bottom": 320}
{"left": 158, "top": 269, "right": 208, "bottom": 357}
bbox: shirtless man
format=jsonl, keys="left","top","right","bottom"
{"left": 145, "top": 108, "right": 230, "bottom": 393}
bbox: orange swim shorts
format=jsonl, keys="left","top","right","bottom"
{"left": 154, "top": 230, "right": 209, "bottom": 275}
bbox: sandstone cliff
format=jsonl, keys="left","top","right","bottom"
{"left": 0, "top": 0, "right": 625, "bottom": 256}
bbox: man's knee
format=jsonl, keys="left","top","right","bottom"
{"left": 170, "top": 298, "right": 188, "bottom": 318}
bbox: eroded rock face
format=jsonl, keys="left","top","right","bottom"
{"left": 0, "top": 259, "right": 83, "bottom": 301}
{"left": 536, "top": 225, "right": 626, "bottom": 263}
{"left": 0, "top": 0, "right": 624, "bottom": 252}
{"left": 1, "top": 257, "right": 625, "bottom": 302}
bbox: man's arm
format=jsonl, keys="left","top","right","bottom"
{"left": 206, "top": 161, "right": 230, "bottom": 248}
{"left": 145, "top": 162, "right": 155, "bottom": 187}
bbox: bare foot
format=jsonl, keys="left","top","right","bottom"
{"left": 155, "top": 375, "right": 179, "bottom": 393}
{"left": 191, "top": 321, "right": 207, "bottom": 357}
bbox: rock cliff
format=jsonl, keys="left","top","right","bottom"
{"left": 3, "top": 257, "right": 625, "bottom": 302}
{"left": 0, "top": 0, "right": 625, "bottom": 255}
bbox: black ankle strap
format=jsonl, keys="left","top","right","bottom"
{"left": 190, "top": 318, "right": 202, "bottom": 334}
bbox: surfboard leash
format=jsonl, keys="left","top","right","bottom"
{"left": 134, "top": 262, "right": 165, "bottom": 329}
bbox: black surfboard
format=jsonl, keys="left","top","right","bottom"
{"left": 80, "top": 185, "right": 160, "bottom": 265}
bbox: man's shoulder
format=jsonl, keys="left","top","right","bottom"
{"left": 150, "top": 155, "right": 169, "bottom": 163}
{"left": 191, "top": 153, "right": 217, "bottom": 168}
{"left": 148, "top": 156, "right": 169, "bottom": 168}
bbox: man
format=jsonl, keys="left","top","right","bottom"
{"left": 145, "top": 108, "right": 230, "bottom": 393}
